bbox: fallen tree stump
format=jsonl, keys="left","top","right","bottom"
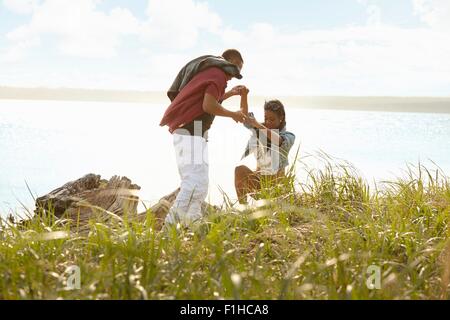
{"left": 34, "top": 173, "right": 141, "bottom": 226}
{"left": 30, "top": 173, "right": 219, "bottom": 231}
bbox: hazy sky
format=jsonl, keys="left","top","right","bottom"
{"left": 1, "top": 0, "right": 449, "bottom": 96}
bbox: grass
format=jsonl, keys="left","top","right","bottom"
{"left": 1, "top": 153, "right": 450, "bottom": 300}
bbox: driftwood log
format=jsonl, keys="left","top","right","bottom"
{"left": 32, "top": 173, "right": 219, "bottom": 230}
{"left": 34, "top": 174, "right": 140, "bottom": 226}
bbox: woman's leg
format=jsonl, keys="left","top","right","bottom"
{"left": 234, "top": 165, "right": 260, "bottom": 204}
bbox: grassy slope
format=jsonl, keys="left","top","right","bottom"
{"left": 1, "top": 156, "right": 449, "bottom": 300}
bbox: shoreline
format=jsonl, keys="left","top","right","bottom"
{"left": 1, "top": 86, "right": 450, "bottom": 114}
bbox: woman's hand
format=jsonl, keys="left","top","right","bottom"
{"left": 239, "top": 86, "right": 249, "bottom": 116}
{"left": 239, "top": 86, "right": 249, "bottom": 96}
{"left": 223, "top": 85, "right": 247, "bottom": 100}
{"left": 224, "top": 85, "right": 247, "bottom": 99}
{"left": 244, "top": 114, "right": 262, "bottom": 128}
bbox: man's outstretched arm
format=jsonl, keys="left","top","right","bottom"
{"left": 222, "top": 85, "right": 247, "bottom": 101}
{"left": 203, "top": 93, "right": 247, "bottom": 123}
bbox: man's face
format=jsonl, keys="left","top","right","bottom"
{"left": 226, "top": 59, "right": 243, "bottom": 80}
{"left": 236, "top": 60, "right": 243, "bottom": 72}
{"left": 230, "top": 58, "right": 243, "bottom": 72}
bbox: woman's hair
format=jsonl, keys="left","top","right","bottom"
{"left": 264, "top": 99, "right": 286, "bottom": 129}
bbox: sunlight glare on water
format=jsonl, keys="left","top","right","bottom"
{"left": 1, "top": 99, "right": 450, "bottom": 217}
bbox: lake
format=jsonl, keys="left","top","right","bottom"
{"left": 1, "top": 99, "right": 450, "bottom": 218}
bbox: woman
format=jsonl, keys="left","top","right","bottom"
{"left": 235, "top": 90, "right": 296, "bottom": 204}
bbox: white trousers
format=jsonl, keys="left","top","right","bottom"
{"left": 165, "top": 133, "right": 209, "bottom": 226}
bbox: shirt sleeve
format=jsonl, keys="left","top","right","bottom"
{"left": 280, "top": 131, "right": 296, "bottom": 153}
{"left": 204, "top": 83, "right": 222, "bottom": 101}
{"left": 204, "top": 68, "right": 227, "bottom": 101}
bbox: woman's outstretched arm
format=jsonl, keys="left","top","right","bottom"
{"left": 240, "top": 87, "right": 249, "bottom": 116}
{"left": 246, "top": 117, "right": 283, "bottom": 146}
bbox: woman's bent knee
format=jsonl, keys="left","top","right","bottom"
{"left": 235, "top": 165, "right": 250, "bottom": 177}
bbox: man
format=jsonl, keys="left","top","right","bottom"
{"left": 160, "top": 49, "right": 247, "bottom": 227}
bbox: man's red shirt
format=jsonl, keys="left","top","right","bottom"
{"left": 160, "top": 67, "right": 227, "bottom": 134}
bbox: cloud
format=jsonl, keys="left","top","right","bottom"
{"left": 0, "top": 37, "right": 40, "bottom": 63}
{"left": 413, "top": 0, "right": 450, "bottom": 29}
{"left": 357, "top": 0, "right": 382, "bottom": 26}
{"left": 3, "top": 0, "right": 223, "bottom": 60}
{"left": 220, "top": 17, "right": 450, "bottom": 95}
{"left": 1, "top": 0, "right": 450, "bottom": 95}
{"left": 4, "top": 0, "right": 141, "bottom": 59}
{"left": 2, "top": 0, "right": 40, "bottom": 14}
{"left": 141, "top": 0, "right": 222, "bottom": 49}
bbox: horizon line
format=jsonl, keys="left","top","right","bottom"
{"left": 1, "top": 86, "right": 450, "bottom": 114}
{"left": 1, "top": 86, "right": 450, "bottom": 99}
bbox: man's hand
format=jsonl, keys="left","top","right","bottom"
{"left": 230, "top": 85, "right": 247, "bottom": 96}
{"left": 203, "top": 93, "right": 248, "bottom": 123}
{"left": 223, "top": 85, "right": 248, "bottom": 100}
{"left": 231, "top": 110, "right": 247, "bottom": 123}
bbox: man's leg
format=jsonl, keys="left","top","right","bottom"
{"left": 165, "top": 134, "right": 209, "bottom": 226}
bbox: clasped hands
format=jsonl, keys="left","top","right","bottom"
{"left": 228, "top": 85, "right": 250, "bottom": 124}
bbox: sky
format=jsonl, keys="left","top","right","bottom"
{"left": 0, "top": 0, "right": 450, "bottom": 96}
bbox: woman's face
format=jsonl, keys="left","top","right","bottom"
{"left": 264, "top": 110, "right": 282, "bottom": 129}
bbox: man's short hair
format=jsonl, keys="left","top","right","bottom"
{"left": 222, "top": 49, "right": 244, "bottom": 64}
